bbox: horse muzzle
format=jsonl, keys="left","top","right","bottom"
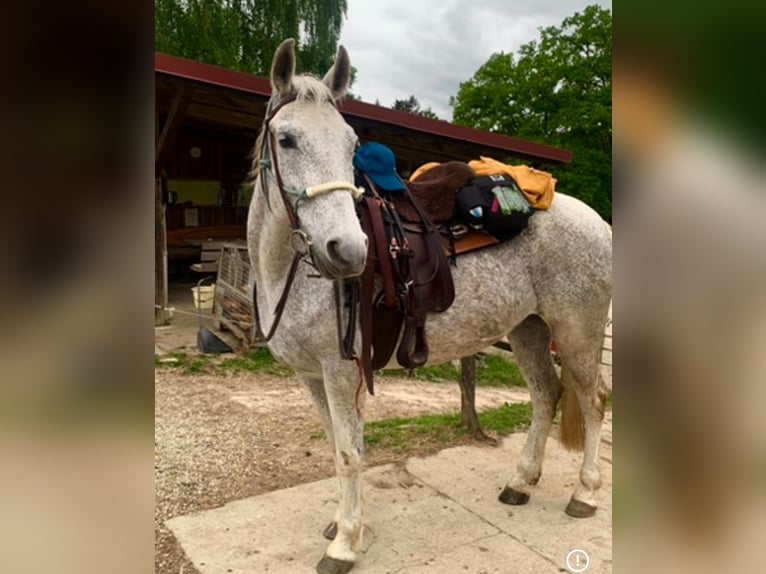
{"left": 315, "top": 230, "right": 368, "bottom": 279}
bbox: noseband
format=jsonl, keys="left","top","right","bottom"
{"left": 251, "top": 94, "right": 364, "bottom": 344}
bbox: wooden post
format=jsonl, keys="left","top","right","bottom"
{"left": 458, "top": 355, "right": 497, "bottom": 444}
{"left": 154, "top": 87, "right": 193, "bottom": 324}
{"left": 155, "top": 107, "right": 166, "bottom": 326}
{"left": 155, "top": 176, "right": 168, "bottom": 325}
{"left": 155, "top": 87, "right": 194, "bottom": 176}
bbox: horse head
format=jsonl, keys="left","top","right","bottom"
{"left": 252, "top": 39, "right": 367, "bottom": 279}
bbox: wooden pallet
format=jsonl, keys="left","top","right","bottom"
{"left": 213, "top": 243, "right": 255, "bottom": 349}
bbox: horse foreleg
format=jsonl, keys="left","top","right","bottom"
{"left": 302, "top": 376, "right": 342, "bottom": 540}
{"left": 499, "top": 315, "right": 561, "bottom": 505}
{"left": 316, "top": 360, "right": 365, "bottom": 574}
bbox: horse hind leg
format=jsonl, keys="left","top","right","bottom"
{"left": 499, "top": 314, "right": 561, "bottom": 506}
{"left": 554, "top": 322, "right": 609, "bottom": 518}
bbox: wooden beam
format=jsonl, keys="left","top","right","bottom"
{"left": 155, "top": 110, "right": 169, "bottom": 326}
{"left": 155, "top": 86, "right": 194, "bottom": 176}
{"left": 155, "top": 176, "right": 168, "bottom": 325}
{"left": 185, "top": 101, "right": 263, "bottom": 131}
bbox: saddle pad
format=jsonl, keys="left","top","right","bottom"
{"left": 442, "top": 230, "right": 499, "bottom": 257}
{"left": 393, "top": 162, "right": 476, "bottom": 224}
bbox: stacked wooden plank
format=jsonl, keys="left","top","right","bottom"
{"left": 213, "top": 243, "right": 254, "bottom": 347}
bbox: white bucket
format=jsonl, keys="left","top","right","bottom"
{"left": 191, "top": 284, "right": 216, "bottom": 310}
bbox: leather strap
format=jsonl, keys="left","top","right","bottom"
{"left": 357, "top": 198, "right": 379, "bottom": 394}
{"left": 362, "top": 187, "right": 398, "bottom": 308}
{"left": 251, "top": 251, "right": 302, "bottom": 344}
{"left": 335, "top": 279, "right": 360, "bottom": 361}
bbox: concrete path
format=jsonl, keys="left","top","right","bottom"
{"left": 167, "top": 415, "right": 612, "bottom": 574}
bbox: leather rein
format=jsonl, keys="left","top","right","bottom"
{"left": 250, "top": 94, "right": 364, "bottom": 348}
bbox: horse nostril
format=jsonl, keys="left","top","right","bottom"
{"left": 326, "top": 235, "right": 365, "bottom": 265}
{"left": 327, "top": 239, "right": 343, "bottom": 263}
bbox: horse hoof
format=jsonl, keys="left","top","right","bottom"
{"left": 498, "top": 486, "right": 530, "bottom": 505}
{"left": 565, "top": 497, "right": 597, "bottom": 518}
{"left": 316, "top": 555, "right": 355, "bottom": 574}
{"left": 322, "top": 521, "right": 338, "bottom": 541}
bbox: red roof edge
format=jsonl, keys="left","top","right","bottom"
{"left": 338, "top": 99, "right": 571, "bottom": 163}
{"left": 155, "top": 53, "right": 572, "bottom": 164}
{"left": 155, "top": 53, "right": 272, "bottom": 96}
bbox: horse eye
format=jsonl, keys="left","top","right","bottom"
{"left": 278, "top": 133, "right": 296, "bottom": 149}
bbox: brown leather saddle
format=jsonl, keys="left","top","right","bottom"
{"left": 354, "top": 163, "right": 499, "bottom": 394}
{"left": 397, "top": 161, "right": 501, "bottom": 256}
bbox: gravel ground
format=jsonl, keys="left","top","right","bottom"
{"left": 156, "top": 371, "right": 331, "bottom": 574}
{"left": 154, "top": 368, "right": 531, "bottom": 574}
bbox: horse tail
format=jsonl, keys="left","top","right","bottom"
{"left": 559, "top": 365, "right": 585, "bottom": 451}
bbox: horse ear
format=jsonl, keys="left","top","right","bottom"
{"left": 323, "top": 45, "right": 350, "bottom": 101}
{"left": 271, "top": 38, "right": 296, "bottom": 94}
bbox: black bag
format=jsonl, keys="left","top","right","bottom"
{"left": 455, "top": 175, "right": 533, "bottom": 239}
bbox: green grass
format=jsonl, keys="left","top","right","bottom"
{"left": 363, "top": 402, "right": 532, "bottom": 452}
{"left": 217, "top": 348, "right": 293, "bottom": 376}
{"left": 383, "top": 353, "right": 525, "bottom": 387}
{"left": 384, "top": 362, "right": 460, "bottom": 382}
{"left": 154, "top": 348, "right": 292, "bottom": 377}
{"left": 477, "top": 402, "right": 533, "bottom": 434}
{"left": 477, "top": 354, "right": 525, "bottom": 386}
{"left": 154, "top": 352, "right": 213, "bottom": 374}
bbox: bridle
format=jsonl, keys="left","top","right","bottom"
{"left": 251, "top": 93, "right": 365, "bottom": 344}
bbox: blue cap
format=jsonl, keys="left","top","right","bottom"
{"left": 353, "top": 142, "right": 406, "bottom": 192}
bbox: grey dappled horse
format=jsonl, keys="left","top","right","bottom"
{"left": 247, "top": 39, "right": 612, "bottom": 574}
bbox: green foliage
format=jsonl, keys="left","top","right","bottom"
{"left": 451, "top": 5, "right": 612, "bottom": 221}
{"left": 155, "top": 0, "right": 348, "bottom": 76}
{"left": 363, "top": 402, "right": 532, "bottom": 451}
{"left": 384, "top": 353, "right": 525, "bottom": 387}
{"left": 392, "top": 95, "right": 440, "bottom": 120}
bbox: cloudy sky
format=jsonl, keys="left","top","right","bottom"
{"left": 338, "top": 0, "right": 611, "bottom": 120}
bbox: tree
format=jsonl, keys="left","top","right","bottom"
{"left": 392, "top": 95, "right": 440, "bottom": 120}
{"left": 450, "top": 5, "right": 612, "bottom": 220}
{"left": 155, "top": 0, "right": 348, "bottom": 76}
